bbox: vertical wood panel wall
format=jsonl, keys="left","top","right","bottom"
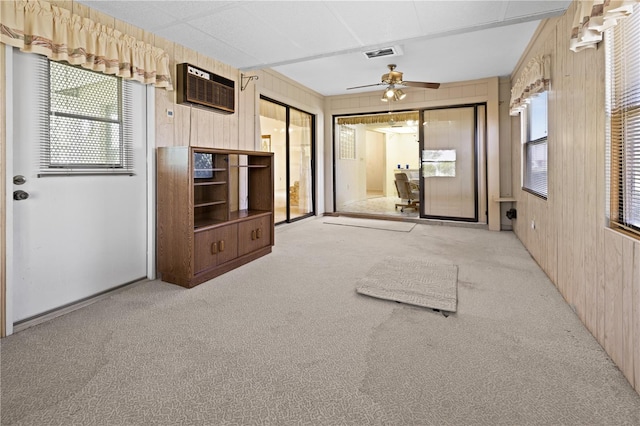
{"left": 511, "top": 1, "right": 640, "bottom": 393}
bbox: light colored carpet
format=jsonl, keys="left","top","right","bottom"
{"left": 323, "top": 216, "right": 416, "bottom": 232}
{"left": 356, "top": 257, "right": 458, "bottom": 312}
{"left": 2, "top": 217, "right": 640, "bottom": 425}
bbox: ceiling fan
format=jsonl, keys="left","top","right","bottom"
{"left": 347, "top": 64, "right": 440, "bottom": 102}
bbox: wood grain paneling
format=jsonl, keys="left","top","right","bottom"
{"left": 511, "top": 0, "right": 640, "bottom": 393}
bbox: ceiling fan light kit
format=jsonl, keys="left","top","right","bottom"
{"left": 347, "top": 63, "right": 440, "bottom": 103}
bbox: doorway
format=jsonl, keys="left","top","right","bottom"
{"left": 259, "top": 97, "right": 315, "bottom": 224}
{"left": 334, "top": 111, "right": 421, "bottom": 217}
{"left": 333, "top": 106, "right": 486, "bottom": 222}
{"left": 7, "top": 49, "right": 149, "bottom": 327}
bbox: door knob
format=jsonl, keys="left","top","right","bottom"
{"left": 13, "top": 190, "right": 29, "bottom": 201}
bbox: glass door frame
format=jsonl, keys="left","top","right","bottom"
{"left": 260, "top": 96, "right": 316, "bottom": 224}
{"left": 418, "top": 103, "right": 485, "bottom": 222}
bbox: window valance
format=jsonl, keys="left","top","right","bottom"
{"left": 0, "top": 0, "right": 173, "bottom": 90}
{"left": 570, "top": 0, "right": 639, "bottom": 52}
{"left": 337, "top": 112, "right": 419, "bottom": 126}
{"left": 509, "top": 55, "right": 550, "bottom": 116}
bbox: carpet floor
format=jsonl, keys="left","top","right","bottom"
{"left": 1, "top": 217, "right": 639, "bottom": 425}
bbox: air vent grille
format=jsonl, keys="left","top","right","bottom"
{"left": 177, "top": 63, "right": 235, "bottom": 114}
{"left": 363, "top": 46, "right": 402, "bottom": 59}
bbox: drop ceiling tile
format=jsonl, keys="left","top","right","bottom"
{"left": 413, "top": 1, "right": 505, "bottom": 34}
{"left": 152, "top": 22, "right": 260, "bottom": 69}
{"left": 246, "top": 2, "right": 361, "bottom": 56}
{"left": 325, "top": 1, "right": 424, "bottom": 46}
{"left": 503, "top": 0, "right": 572, "bottom": 19}
{"left": 79, "top": 1, "right": 177, "bottom": 31}
{"left": 186, "top": 5, "right": 306, "bottom": 65}
{"left": 152, "top": 1, "right": 237, "bottom": 21}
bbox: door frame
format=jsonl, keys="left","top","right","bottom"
{"left": 419, "top": 103, "right": 486, "bottom": 222}
{"left": 2, "top": 47, "right": 156, "bottom": 336}
{"left": 259, "top": 95, "right": 316, "bottom": 224}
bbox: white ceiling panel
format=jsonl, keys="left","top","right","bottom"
{"left": 76, "top": 1, "right": 572, "bottom": 96}
{"left": 325, "top": 2, "right": 425, "bottom": 46}
{"left": 413, "top": 1, "right": 507, "bottom": 34}
{"left": 245, "top": 2, "right": 361, "bottom": 57}
{"left": 148, "top": 0, "right": 235, "bottom": 21}
{"left": 503, "top": 0, "right": 573, "bottom": 19}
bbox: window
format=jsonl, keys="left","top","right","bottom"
{"left": 522, "top": 91, "right": 548, "bottom": 198}
{"left": 422, "top": 149, "right": 456, "bottom": 177}
{"left": 339, "top": 125, "right": 356, "bottom": 160}
{"left": 606, "top": 4, "right": 640, "bottom": 236}
{"left": 41, "top": 60, "right": 133, "bottom": 174}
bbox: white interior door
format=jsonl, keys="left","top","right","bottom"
{"left": 10, "top": 49, "right": 148, "bottom": 323}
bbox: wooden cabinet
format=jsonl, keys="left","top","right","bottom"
{"left": 157, "top": 147, "right": 274, "bottom": 288}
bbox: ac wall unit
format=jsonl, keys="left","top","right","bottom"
{"left": 176, "top": 63, "right": 235, "bottom": 114}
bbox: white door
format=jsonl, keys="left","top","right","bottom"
{"left": 10, "top": 50, "right": 148, "bottom": 323}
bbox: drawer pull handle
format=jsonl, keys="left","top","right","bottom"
{"left": 251, "top": 230, "right": 256, "bottom": 240}
{"left": 211, "top": 242, "right": 218, "bottom": 254}
{"left": 256, "top": 228, "right": 262, "bottom": 239}
{"left": 219, "top": 240, "right": 225, "bottom": 252}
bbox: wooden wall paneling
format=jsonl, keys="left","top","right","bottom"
{"left": 173, "top": 44, "right": 197, "bottom": 147}
{"left": 573, "top": 41, "right": 587, "bottom": 320}
{"left": 595, "top": 40, "right": 607, "bottom": 345}
{"left": 154, "top": 38, "right": 176, "bottom": 148}
{"left": 583, "top": 47, "right": 599, "bottom": 335}
{"left": 622, "top": 238, "right": 635, "bottom": 385}
{"left": 634, "top": 241, "right": 640, "bottom": 389}
{"left": 542, "top": 27, "right": 556, "bottom": 283}
{"left": 604, "top": 230, "right": 624, "bottom": 367}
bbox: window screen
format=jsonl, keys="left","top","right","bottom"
{"left": 606, "top": 4, "right": 640, "bottom": 236}
{"left": 41, "top": 60, "right": 133, "bottom": 174}
{"left": 523, "top": 91, "right": 548, "bottom": 198}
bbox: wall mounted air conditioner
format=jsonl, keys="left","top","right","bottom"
{"left": 176, "top": 63, "right": 235, "bottom": 114}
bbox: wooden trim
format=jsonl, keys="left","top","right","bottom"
{"left": 0, "top": 42, "right": 6, "bottom": 338}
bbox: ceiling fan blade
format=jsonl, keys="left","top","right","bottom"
{"left": 402, "top": 81, "right": 441, "bottom": 89}
{"left": 346, "top": 83, "right": 384, "bottom": 90}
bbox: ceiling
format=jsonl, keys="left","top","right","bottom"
{"left": 77, "top": 1, "right": 572, "bottom": 96}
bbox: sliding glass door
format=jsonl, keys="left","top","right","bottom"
{"left": 421, "top": 106, "right": 481, "bottom": 221}
{"left": 260, "top": 97, "right": 315, "bottom": 223}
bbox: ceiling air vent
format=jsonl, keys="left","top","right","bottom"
{"left": 363, "top": 46, "right": 402, "bottom": 59}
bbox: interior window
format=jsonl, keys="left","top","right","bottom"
{"left": 606, "top": 3, "right": 640, "bottom": 236}
{"left": 523, "top": 91, "right": 548, "bottom": 198}
{"left": 41, "top": 60, "right": 133, "bottom": 174}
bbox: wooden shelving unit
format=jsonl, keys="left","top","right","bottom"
{"left": 157, "top": 147, "right": 274, "bottom": 288}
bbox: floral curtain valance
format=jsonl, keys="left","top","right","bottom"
{"left": 509, "top": 55, "right": 550, "bottom": 116}
{"left": 0, "top": 0, "right": 173, "bottom": 90}
{"left": 570, "top": 0, "right": 640, "bottom": 52}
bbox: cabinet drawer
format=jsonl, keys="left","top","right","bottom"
{"left": 237, "top": 215, "right": 272, "bottom": 257}
{"left": 194, "top": 224, "right": 238, "bottom": 274}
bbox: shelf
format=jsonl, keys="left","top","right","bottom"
{"left": 194, "top": 218, "right": 226, "bottom": 230}
{"left": 494, "top": 197, "right": 516, "bottom": 202}
{"left": 194, "top": 168, "right": 227, "bottom": 172}
{"left": 230, "top": 209, "right": 271, "bottom": 221}
{"left": 194, "top": 181, "right": 227, "bottom": 186}
{"left": 194, "top": 200, "right": 227, "bottom": 208}
{"left": 230, "top": 165, "right": 269, "bottom": 168}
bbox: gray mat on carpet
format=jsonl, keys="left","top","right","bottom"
{"left": 356, "top": 257, "right": 458, "bottom": 312}
{"left": 323, "top": 217, "right": 415, "bottom": 232}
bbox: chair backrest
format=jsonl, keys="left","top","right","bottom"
{"left": 394, "top": 173, "right": 412, "bottom": 200}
